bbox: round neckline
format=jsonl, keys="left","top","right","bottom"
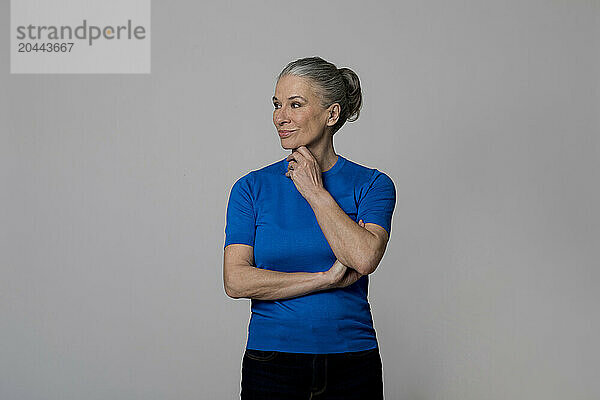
{"left": 322, "top": 155, "right": 345, "bottom": 176}
{"left": 283, "top": 154, "right": 345, "bottom": 177}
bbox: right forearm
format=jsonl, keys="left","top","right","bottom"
{"left": 226, "top": 265, "right": 332, "bottom": 300}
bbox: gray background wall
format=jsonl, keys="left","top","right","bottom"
{"left": 1, "top": 1, "right": 599, "bottom": 399}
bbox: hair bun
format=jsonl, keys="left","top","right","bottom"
{"left": 338, "top": 67, "right": 362, "bottom": 122}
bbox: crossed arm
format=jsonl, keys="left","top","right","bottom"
{"left": 223, "top": 188, "right": 389, "bottom": 300}
{"left": 224, "top": 244, "right": 331, "bottom": 300}
{"left": 307, "top": 187, "right": 389, "bottom": 275}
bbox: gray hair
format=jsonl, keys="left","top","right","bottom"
{"left": 277, "top": 56, "right": 363, "bottom": 134}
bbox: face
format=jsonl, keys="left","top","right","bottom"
{"left": 272, "top": 75, "right": 334, "bottom": 150}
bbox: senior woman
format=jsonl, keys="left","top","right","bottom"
{"left": 223, "top": 56, "right": 396, "bottom": 399}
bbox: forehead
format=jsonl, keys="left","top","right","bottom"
{"left": 274, "top": 75, "right": 319, "bottom": 99}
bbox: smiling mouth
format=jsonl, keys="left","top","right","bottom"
{"left": 278, "top": 130, "right": 296, "bottom": 138}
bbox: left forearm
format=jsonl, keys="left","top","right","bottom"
{"left": 308, "top": 188, "right": 378, "bottom": 274}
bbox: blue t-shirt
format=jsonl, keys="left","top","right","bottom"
{"left": 224, "top": 154, "right": 396, "bottom": 353}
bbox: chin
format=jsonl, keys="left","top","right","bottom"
{"left": 280, "top": 139, "right": 299, "bottom": 150}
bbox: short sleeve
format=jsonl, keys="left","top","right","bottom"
{"left": 357, "top": 170, "right": 396, "bottom": 236}
{"left": 224, "top": 173, "right": 256, "bottom": 248}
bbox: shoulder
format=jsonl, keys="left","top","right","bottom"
{"left": 229, "top": 170, "right": 254, "bottom": 192}
{"left": 229, "top": 157, "right": 285, "bottom": 189}
{"left": 253, "top": 157, "right": 286, "bottom": 177}
{"left": 339, "top": 156, "right": 395, "bottom": 189}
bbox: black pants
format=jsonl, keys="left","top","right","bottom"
{"left": 241, "top": 346, "right": 384, "bottom": 399}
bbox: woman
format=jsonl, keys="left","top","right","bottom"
{"left": 223, "top": 56, "right": 396, "bottom": 399}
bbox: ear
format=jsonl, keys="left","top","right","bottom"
{"left": 326, "top": 103, "right": 341, "bottom": 127}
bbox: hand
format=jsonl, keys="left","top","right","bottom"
{"left": 325, "top": 220, "right": 366, "bottom": 289}
{"left": 285, "top": 146, "right": 325, "bottom": 201}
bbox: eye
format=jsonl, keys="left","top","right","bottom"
{"left": 273, "top": 103, "right": 280, "bottom": 109}
{"left": 291, "top": 102, "right": 301, "bottom": 108}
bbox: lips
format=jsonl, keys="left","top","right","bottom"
{"left": 278, "top": 129, "right": 296, "bottom": 138}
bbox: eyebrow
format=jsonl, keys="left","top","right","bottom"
{"left": 272, "top": 95, "right": 307, "bottom": 102}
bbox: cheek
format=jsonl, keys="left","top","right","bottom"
{"left": 308, "top": 114, "right": 324, "bottom": 129}
{"left": 295, "top": 111, "right": 311, "bottom": 125}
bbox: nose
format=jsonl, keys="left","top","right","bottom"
{"left": 274, "top": 107, "right": 290, "bottom": 126}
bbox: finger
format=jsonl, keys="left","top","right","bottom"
{"left": 286, "top": 150, "right": 304, "bottom": 163}
{"left": 294, "top": 146, "right": 315, "bottom": 161}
